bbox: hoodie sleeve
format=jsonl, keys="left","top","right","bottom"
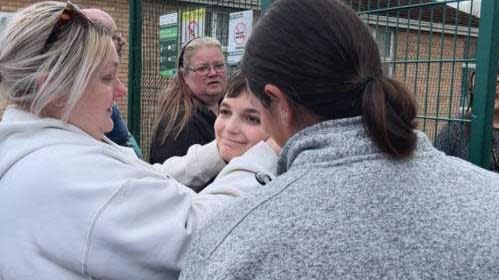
{"left": 84, "top": 141, "right": 278, "bottom": 280}
{"left": 152, "top": 140, "right": 226, "bottom": 189}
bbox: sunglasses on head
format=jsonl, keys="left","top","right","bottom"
{"left": 40, "top": 1, "right": 92, "bottom": 55}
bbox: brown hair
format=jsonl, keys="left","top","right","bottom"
{"left": 225, "top": 70, "right": 247, "bottom": 99}
{"left": 242, "top": 0, "right": 418, "bottom": 159}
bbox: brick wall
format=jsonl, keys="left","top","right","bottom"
{"left": 0, "top": 0, "right": 129, "bottom": 120}
{"left": 392, "top": 30, "right": 477, "bottom": 139}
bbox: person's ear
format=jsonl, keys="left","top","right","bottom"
{"left": 263, "top": 84, "right": 293, "bottom": 128}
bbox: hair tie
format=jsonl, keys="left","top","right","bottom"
{"left": 360, "top": 76, "right": 376, "bottom": 89}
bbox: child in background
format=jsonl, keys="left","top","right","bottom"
{"left": 168, "top": 70, "right": 275, "bottom": 192}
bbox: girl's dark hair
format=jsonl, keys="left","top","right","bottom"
{"left": 241, "top": 0, "right": 418, "bottom": 159}
{"left": 225, "top": 70, "right": 248, "bottom": 99}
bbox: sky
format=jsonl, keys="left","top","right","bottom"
{"left": 439, "top": 0, "right": 481, "bottom": 17}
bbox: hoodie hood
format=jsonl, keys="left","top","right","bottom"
{"left": 0, "top": 106, "right": 119, "bottom": 179}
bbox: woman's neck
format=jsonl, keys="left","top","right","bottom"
{"left": 208, "top": 103, "right": 218, "bottom": 115}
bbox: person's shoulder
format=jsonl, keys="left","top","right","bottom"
{"left": 193, "top": 106, "right": 217, "bottom": 123}
{"left": 434, "top": 153, "right": 499, "bottom": 184}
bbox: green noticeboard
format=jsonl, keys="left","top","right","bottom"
{"left": 160, "top": 12, "right": 179, "bottom": 77}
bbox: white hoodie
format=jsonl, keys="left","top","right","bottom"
{"left": 0, "top": 106, "right": 277, "bottom": 280}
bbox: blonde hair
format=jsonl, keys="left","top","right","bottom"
{"left": 0, "top": 1, "right": 113, "bottom": 120}
{"left": 152, "top": 37, "right": 223, "bottom": 145}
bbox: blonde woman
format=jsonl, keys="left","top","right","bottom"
{"left": 0, "top": 2, "right": 277, "bottom": 279}
{"left": 150, "top": 37, "right": 227, "bottom": 164}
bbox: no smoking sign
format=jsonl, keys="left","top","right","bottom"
{"left": 234, "top": 22, "right": 247, "bottom": 46}
{"left": 228, "top": 10, "right": 253, "bottom": 64}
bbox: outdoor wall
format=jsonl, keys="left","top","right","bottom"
{"left": 0, "top": 0, "right": 129, "bottom": 120}
{"left": 392, "top": 30, "right": 477, "bottom": 139}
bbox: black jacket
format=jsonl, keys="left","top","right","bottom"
{"left": 149, "top": 107, "right": 216, "bottom": 165}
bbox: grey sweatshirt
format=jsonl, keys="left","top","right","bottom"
{"left": 180, "top": 116, "right": 499, "bottom": 280}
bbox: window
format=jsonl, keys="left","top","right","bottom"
{"left": 370, "top": 27, "right": 394, "bottom": 77}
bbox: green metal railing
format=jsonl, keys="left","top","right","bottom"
{"left": 349, "top": 0, "right": 498, "bottom": 169}
{"left": 130, "top": 0, "right": 498, "bottom": 168}
{"left": 260, "top": 0, "right": 272, "bottom": 12}
{"left": 470, "top": 0, "right": 499, "bottom": 169}
{"left": 128, "top": 0, "right": 142, "bottom": 144}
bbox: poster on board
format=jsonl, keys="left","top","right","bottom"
{"left": 181, "top": 8, "right": 205, "bottom": 44}
{"left": 228, "top": 10, "right": 253, "bottom": 65}
{"left": 159, "top": 12, "right": 178, "bottom": 77}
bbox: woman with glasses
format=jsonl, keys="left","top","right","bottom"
{"left": 150, "top": 37, "right": 228, "bottom": 167}
{"left": 180, "top": 0, "right": 499, "bottom": 279}
{"left": 0, "top": 2, "right": 277, "bottom": 279}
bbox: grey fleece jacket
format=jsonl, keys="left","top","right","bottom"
{"left": 180, "top": 116, "right": 499, "bottom": 280}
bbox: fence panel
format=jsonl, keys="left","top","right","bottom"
{"left": 139, "top": 0, "right": 261, "bottom": 159}
{"left": 137, "top": 0, "right": 498, "bottom": 168}
{"left": 345, "top": 0, "right": 498, "bottom": 169}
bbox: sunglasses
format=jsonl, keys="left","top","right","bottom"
{"left": 40, "top": 1, "right": 92, "bottom": 55}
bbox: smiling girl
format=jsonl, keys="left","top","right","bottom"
{"left": 173, "top": 71, "right": 276, "bottom": 193}
{"left": 215, "top": 71, "right": 269, "bottom": 162}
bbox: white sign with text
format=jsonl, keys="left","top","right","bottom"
{"left": 228, "top": 10, "right": 253, "bottom": 65}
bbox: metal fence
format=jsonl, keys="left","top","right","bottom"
{"left": 133, "top": 0, "right": 262, "bottom": 160}
{"left": 132, "top": 0, "right": 498, "bottom": 168}
{"left": 344, "top": 0, "right": 498, "bottom": 169}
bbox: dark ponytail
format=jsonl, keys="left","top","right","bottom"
{"left": 242, "top": 0, "right": 419, "bottom": 159}
{"left": 362, "top": 76, "right": 418, "bottom": 159}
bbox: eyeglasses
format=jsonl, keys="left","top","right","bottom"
{"left": 186, "top": 63, "right": 227, "bottom": 76}
{"left": 40, "top": 1, "right": 92, "bottom": 55}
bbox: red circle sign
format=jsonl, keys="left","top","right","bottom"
{"left": 234, "top": 22, "right": 247, "bottom": 45}
{"left": 187, "top": 20, "right": 199, "bottom": 39}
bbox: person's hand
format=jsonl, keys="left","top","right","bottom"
{"left": 215, "top": 139, "right": 230, "bottom": 163}
{"left": 265, "top": 137, "right": 281, "bottom": 155}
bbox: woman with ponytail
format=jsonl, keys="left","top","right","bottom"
{"left": 180, "top": 0, "right": 499, "bottom": 279}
